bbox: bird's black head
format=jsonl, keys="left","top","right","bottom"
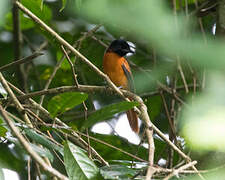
{"left": 107, "top": 39, "right": 134, "bottom": 57}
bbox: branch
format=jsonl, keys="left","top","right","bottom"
{"left": 76, "top": 131, "right": 147, "bottom": 163}
{"left": 12, "top": 0, "right": 25, "bottom": 90}
{"left": 6, "top": 81, "right": 109, "bottom": 167}
{"left": 60, "top": 45, "right": 79, "bottom": 86}
{"left": 0, "top": 84, "right": 197, "bottom": 161}
{"left": 0, "top": 84, "right": 194, "bottom": 162}
{"left": 0, "top": 72, "right": 32, "bottom": 126}
{"left": 0, "top": 51, "right": 43, "bottom": 71}
{"left": 163, "top": 161, "right": 197, "bottom": 180}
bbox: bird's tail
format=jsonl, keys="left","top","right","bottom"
{"left": 126, "top": 109, "right": 139, "bottom": 133}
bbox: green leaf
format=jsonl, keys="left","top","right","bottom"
{"left": 5, "top": 12, "right": 35, "bottom": 31}
{"left": 86, "top": 132, "right": 149, "bottom": 161}
{"left": 64, "top": 141, "right": 99, "bottom": 180}
{"left": 100, "top": 165, "right": 137, "bottom": 179}
{"left": 60, "top": 0, "right": 67, "bottom": 12}
{"left": 30, "top": 143, "right": 54, "bottom": 162}
{"left": 40, "top": 0, "right": 44, "bottom": 10}
{"left": 48, "top": 92, "right": 88, "bottom": 117}
{"left": 5, "top": 0, "right": 52, "bottom": 31}
{"left": 56, "top": 50, "right": 73, "bottom": 71}
{"left": 82, "top": 101, "right": 139, "bottom": 129}
{"left": 0, "top": 142, "right": 26, "bottom": 172}
{"left": 0, "top": 126, "right": 7, "bottom": 137}
{"left": 24, "top": 128, "right": 63, "bottom": 155}
{"left": 0, "top": 117, "right": 7, "bottom": 137}
{"left": 145, "top": 95, "right": 162, "bottom": 122}
{"left": 21, "top": 0, "right": 52, "bottom": 23}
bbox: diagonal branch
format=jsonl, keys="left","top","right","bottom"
{"left": 0, "top": 72, "right": 32, "bottom": 126}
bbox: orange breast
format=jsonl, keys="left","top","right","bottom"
{"left": 103, "top": 52, "right": 130, "bottom": 89}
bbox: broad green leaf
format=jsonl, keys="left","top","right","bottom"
{"left": 82, "top": 101, "right": 139, "bottom": 129}
{"left": 30, "top": 143, "right": 54, "bottom": 162}
{"left": 24, "top": 128, "right": 63, "bottom": 155}
{"left": 86, "top": 132, "right": 148, "bottom": 161}
{"left": 48, "top": 92, "right": 88, "bottom": 117}
{"left": 64, "top": 141, "right": 99, "bottom": 180}
{"left": 87, "top": 132, "right": 169, "bottom": 163}
{"left": 145, "top": 95, "right": 162, "bottom": 122}
{"left": 0, "top": 142, "right": 26, "bottom": 172}
{"left": 100, "top": 165, "right": 137, "bottom": 180}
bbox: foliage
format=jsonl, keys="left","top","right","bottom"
{"left": 0, "top": 0, "right": 225, "bottom": 179}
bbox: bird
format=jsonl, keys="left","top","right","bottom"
{"left": 103, "top": 39, "right": 139, "bottom": 133}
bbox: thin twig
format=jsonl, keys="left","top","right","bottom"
{"left": 0, "top": 52, "right": 44, "bottom": 71}
{"left": 177, "top": 60, "right": 189, "bottom": 93}
{"left": 163, "top": 161, "right": 197, "bottom": 180}
{"left": 159, "top": 91, "right": 177, "bottom": 142}
{"left": 6, "top": 81, "right": 109, "bottom": 166}
{"left": 3, "top": 84, "right": 188, "bottom": 105}
{"left": 60, "top": 46, "right": 91, "bottom": 157}
{"left": 76, "top": 131, "right": 147, "bottom": 163}
{"left": 60, "top": 45, "right": 79, "bottom": 86}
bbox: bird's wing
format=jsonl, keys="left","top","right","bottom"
{"left": 122, "top": 61, "right": 135, "bottom": 92}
